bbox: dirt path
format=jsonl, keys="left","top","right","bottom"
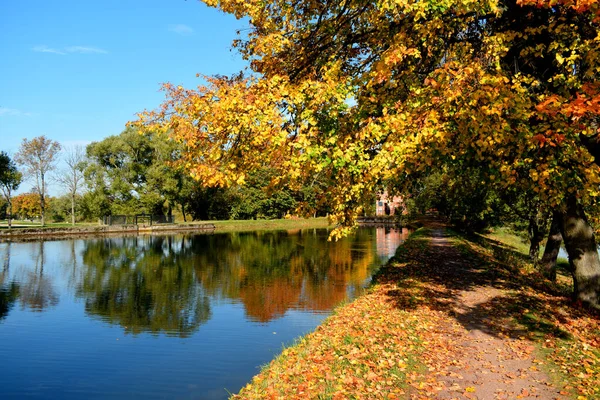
{"left": 411, "top": 228, "right": 566, "bottom": 399}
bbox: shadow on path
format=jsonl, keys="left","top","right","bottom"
{"left": 375, "top": 225, "right": 599, "bottom": 342}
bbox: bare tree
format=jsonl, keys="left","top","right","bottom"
{"left": 0, "top": 151, "right": 23, "bottom": 229}
{"left": 56, "top": 146, "right": 86, "bottom": 225}
{"left": 15, "top": 136, "right": 61, "bottom": 227}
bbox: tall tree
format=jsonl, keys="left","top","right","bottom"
{"left": 15, "top": 136, "right": 61, "bottom": 227}
{"left": 136, "top": 0, "right": 600, "bottom": 307}
{"left": 0, "top": 151, "right": 22, "bottom": 229}
{"left": 84, "top": 127, "right": 192, "bottom": 218}
{"left": 56, "top": 146, "right": 86, "bottom": 225}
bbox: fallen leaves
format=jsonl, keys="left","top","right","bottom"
{"left": 234, "top": 225, "right": 600, "bottom": 399}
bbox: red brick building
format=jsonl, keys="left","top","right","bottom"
{"left": 375, "top": 190, "right": 404, "bottom": 216}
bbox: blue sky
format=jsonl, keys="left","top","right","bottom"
{"left": 0, "top": 0, "right": 248, "bottom": 164}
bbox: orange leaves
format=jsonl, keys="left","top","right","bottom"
{"left": 536, "top": 85, "right": 600, "bottom": 121}
{"left": 517, "top": 0, "right": 600, "bottom": 15}
{"left": 532, "top": 131, "right": 566, "bottom": 148}
{"left": 234, "top": 283, "right": 428, "bottom": 399}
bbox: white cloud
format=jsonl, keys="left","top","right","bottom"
{"left": 32, "top": 45, "right": 108, "bottom": 55}
{"left": 32, "top": 45, "right": 66, "bottom": 55}
{"left": 168, "top": 24, "right": 194, "bottom": 35}
{"left": 65, "top": 46, "right": 108, "bottom": 54}
{"left": 0, "top": 108, "right": 34, "bottom": 117}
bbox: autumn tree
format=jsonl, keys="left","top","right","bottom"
{"left": 0, "top": 151, "right": 22, "bottom": 229}
{"left": 12, "top": 192, "right": 42, "bottom": 221}
{"left": 56, "top": 146, "right": 86, "bottom": 225}
{"left": 136, "top": 1, "right": 600, "bottom": 307}
{"left": 15, "top": 136, "right": 61, "bottom": 227}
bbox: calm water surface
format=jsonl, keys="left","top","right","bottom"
{"left": 0, "top": 227, "right": 409, "bottom": 399}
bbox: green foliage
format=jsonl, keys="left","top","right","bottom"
{"left": 0, "top": 151, "right": 22, "bottom": 197}
{"left": 0, "top": 198, "right": 6, "bottom": 220}
{"left": 47, "top": 195, "right": 79, "bottom": 223}
{"left": 229, "top": 168, "right": 298, "bottom": 220}
{"left": 406, "top": 171, "right": 505, "bottom": 232}
{"left": 83, "top": 127, "right": 192, "bottom": 218}
{"left": 0, "top": 151, "right": 22, "bottom": 227}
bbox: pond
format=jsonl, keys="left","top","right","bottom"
{"left": 0, "top": 226, "right": 409, "bottom": 399}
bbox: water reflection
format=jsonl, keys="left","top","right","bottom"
{"left": 0, "top": 228, "right": 409, "bottom": 334}
{"left": 0, "top": 227, "right": 409, "bottom": 399}
{"left": 20, "top": 241, "right": 60, "bottom": 312}
{"left": 77, "top": 229, "right": 389, "bottom": 332}
{"left": 0, "top": 243, "right": 19, "bottom": 321}
{"left": 78, "top": 236, "right": 212, "bottom": 337}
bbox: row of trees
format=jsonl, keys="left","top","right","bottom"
{"left": 0, "top": 130, "right": 334, "bottom": 227}
{"left": 133, "top": 0, "right": 600, "bottom": 308}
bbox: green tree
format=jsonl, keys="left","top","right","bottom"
{"left": 84, "top": 127, "right": 192, "bottom": 219}
{"left": 47, "top": 195, "right": 73, "bottom": 223}
{"left": 0, "top": 151, "right": 22, "bottom": 229}
{"left": 15, "top": 136, "right": 61, "bottom": 226}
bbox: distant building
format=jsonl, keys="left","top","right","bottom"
{"left": 375, "top": 190, "right": 404, "bottom": 216}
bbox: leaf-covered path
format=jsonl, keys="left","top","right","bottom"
{"left": 407, "top": 229, "right": 565, "bottom": 399}
{"left": 235, "top": 224, "right": 600, "bottom": 399}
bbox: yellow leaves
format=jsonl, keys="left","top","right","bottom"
{"left": 131, "top": 0, "right": 600, "bottom": 238}
{"left": 529, "top": 169, "right": 539, "bottom": 181}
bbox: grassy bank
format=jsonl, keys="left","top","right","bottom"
{"left": 0, "top": 217, "right": 331, "bottom": 233}
{"left": 0, "top": 220, "right": 100, "bottom": 230}
{"left": 233, "top": 224, "right": 600, "bottom": 399}
{"left": 199, "top": 217, "right": 331, "bottom": 233}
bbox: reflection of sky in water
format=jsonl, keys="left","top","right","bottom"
{"left": 0, "top": 227, "right": 402, "bottom": 400}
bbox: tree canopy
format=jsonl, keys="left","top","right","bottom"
{"left": 136, "top": 0, "right": 599, "bottom": 227}
{"left": 134, "top": 0, "right": 600, "bottom": 307}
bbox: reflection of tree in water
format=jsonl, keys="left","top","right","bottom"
{"left": 0, "top": 243, "right": 20, "bottom": 321}
{"left": 78, "top": 236, "right": 211, "bottom": 337}
{"left": 77, "top": 229, "right": 378, "bottom": 330}
{"left": 190, "top": 229, "right": 376, "bottom": 322}
{"left": 19, "top": 241, "right": 59, "bottom": 312}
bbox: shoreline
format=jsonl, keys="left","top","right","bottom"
{"left": 0, "top": 217, "right": 336, "bottom": 242}
{"left": 0, "top": 223, "right": 217, "bottom": 241}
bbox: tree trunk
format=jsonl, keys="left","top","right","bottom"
{"left": 560, "top": 197, "right": 600, "bottom": 309}
{"left": 7, "top": 199, "right": 12, "bottom": 229}
{"left": 528, "top": 215, "right": 544, "bottom": 262}
{"left": 181, "top": 204, "right": 187, "bottom": 222}
{"left": 40, "top": 173, "right": 45, "bottom": 227}
{"left": 539, "top": 211, "right": 562, "bottom": 282}
{"left": 71, "top": 193, "right": 76, "bottom": 226}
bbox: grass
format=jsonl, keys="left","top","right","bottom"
{"left": 485, "top": 226, "right": 531, "bottom": 254}
{"left": 190, "top": 217, "right": 331, "bottom": 232}
{"left": 0, "top": 220, "right": 100, "bottom": 230}
{"left": 0, "top": 217, "right": 332, "bottom": 232}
